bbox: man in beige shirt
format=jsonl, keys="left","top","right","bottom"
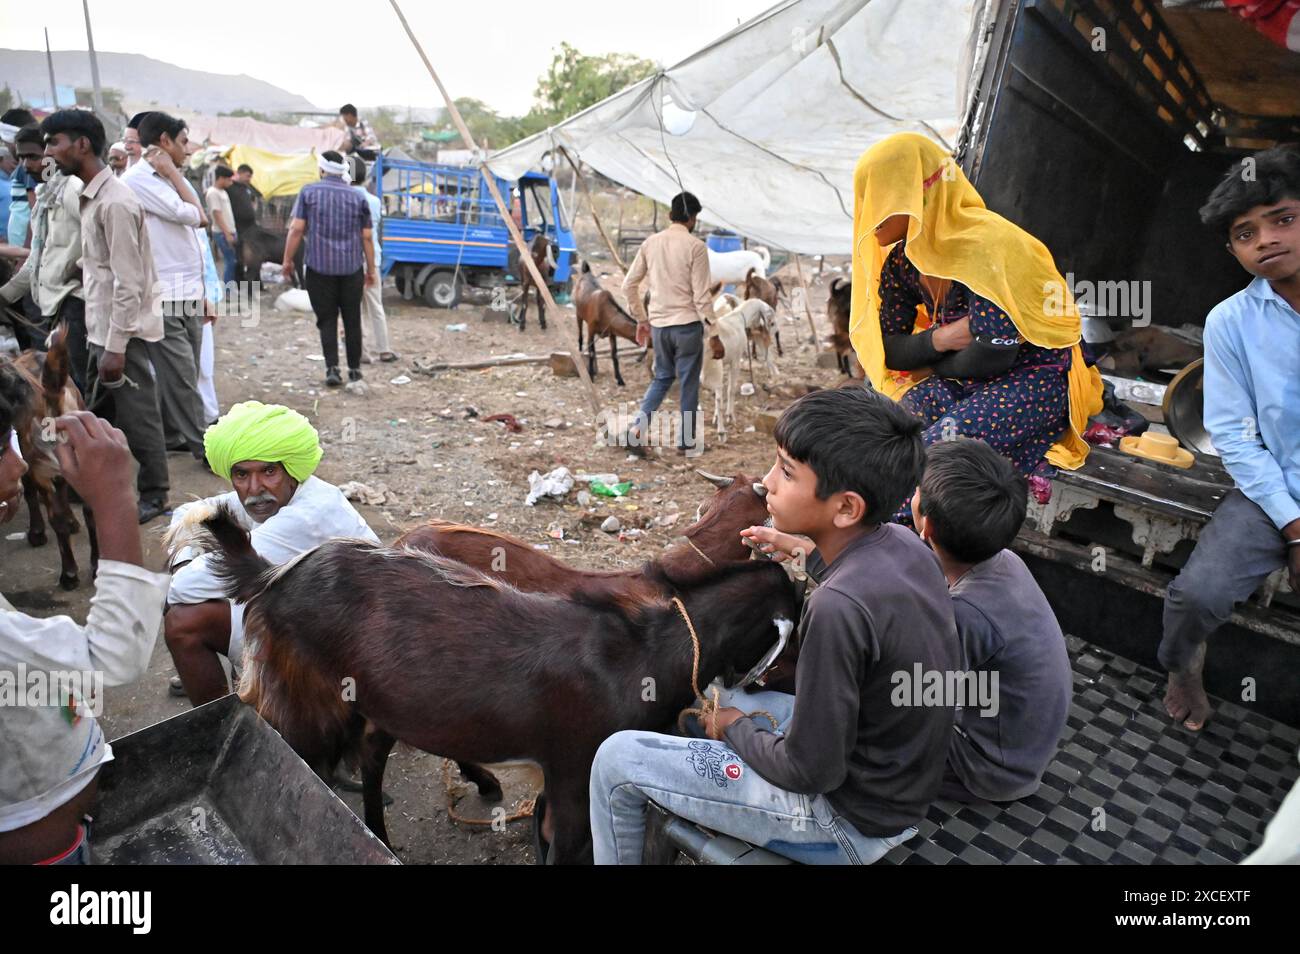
{"left": 42, "top": 109, "right": 171, "bottom": 524}
{"left": 621, "top": 191, "right": 712, "bottom": 457}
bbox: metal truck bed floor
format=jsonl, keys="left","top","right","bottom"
{"left": 649, "top": 636, "right": 1298, "bottom": 865}
{"left": 879, "top": 636, "right": 1299, "bottom": 865}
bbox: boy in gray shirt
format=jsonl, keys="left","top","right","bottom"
{"left": 911, "top": 438, "right": 1073, "bottom": 802}
{"left": 589, "top": 387, "right": 961, "bottom": 864}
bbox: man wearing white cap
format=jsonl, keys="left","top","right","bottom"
{"left": 107, "top": 143, "right": 128, "bottom": 176}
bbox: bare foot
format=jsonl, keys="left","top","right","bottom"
{"left": 1163, "top": 645, "right": 1212, "bottom": 731}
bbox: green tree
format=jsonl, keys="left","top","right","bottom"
{"left": 366, "top": 106, "right": 406, "bottom": 147}
{"left": 447, "top": 97, "right": 524, "bottom": 150}
{"left": 0, "top": 85, "right": 13, "bottom": 115}
{"left": 519, "top": 43, "right": 658, "bottom": 137}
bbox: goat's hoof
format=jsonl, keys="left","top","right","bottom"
{"left": 27, "top": 530, "right": 47, "bottom": 547}
{"left": 477, "top": 782, "right": 505, "bottom": 803}
{"left": 59, "top": 572, "right": 79, "bottom": 591}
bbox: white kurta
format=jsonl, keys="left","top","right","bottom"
{"left": 1, "top": 562, "right": 169, "bottom": 832}
{"left": 167, "top": 475, "right": 380, "bottom": 661}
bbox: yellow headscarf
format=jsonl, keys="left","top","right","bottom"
{"left": 849, "top": 133, "right": 1103, "bottom": 470}
{"left": 204, "top": 401, "right": 323, "bottom": 482}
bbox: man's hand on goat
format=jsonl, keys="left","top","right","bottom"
{"left": 635, "top": 320, "right": 650, "bottom": 348}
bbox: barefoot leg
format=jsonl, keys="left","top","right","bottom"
{"left": 1163, "top": 642, "right": 1212, "bottom": 731}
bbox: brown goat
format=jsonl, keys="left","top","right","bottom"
{"left": 202, "top": 505, "right": 800, "bottom": 864}
{"left": 396, "top": 469, "right": 769, "bottom": 607}
{"left": 3, "top": 325, "right": 98, "bottom": 589}
{"left": 393, "top": 468, "right": 770, "bottom": 808}
{"left": 513, "top": 233, "right": 555, "bottom": 333}
{"left": 572, "top": 261, "right": 638, "bottom": 386}
{"left": 827, "top": 277, "right": 862, "bottom": 378}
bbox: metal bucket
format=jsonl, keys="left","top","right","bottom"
{"left": 1162, "top": 358, "right": 1218, "bottom": 457}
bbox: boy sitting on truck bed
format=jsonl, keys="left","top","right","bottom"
{"left": 910, "top": 438, "right": 1072, "bottom": 802}
{"left": 589, "top": 387, "right": 961, "bottom": 864}
{"left": 1160, "top": 145, "right": 1300, "bottom": 731}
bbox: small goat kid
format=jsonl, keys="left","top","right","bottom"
{"left": 742, "top": 268, "right": 784, "bottom": 360}
{"left": 4, "top": 325, "right": 98, "bottom": 589}
{"left": 826, "top": 277, "right": 862, "bottom": 378}
{"left": 572, "top": 261, "right": 638, "bottom": 386}
{"left": 513, "top": 233, "right": 556, "bottom": 333}
{"left": 699, "top": 307, "right": 749, "bottom": 444}
{"left": 201, "top": 505, "right": 799, "bottom": 864}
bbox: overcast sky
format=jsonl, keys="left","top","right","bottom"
{"left": 0, "top": 0, "right": 776, "bottom": 115}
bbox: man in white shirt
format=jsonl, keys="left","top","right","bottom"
{"left": 163, "top": 401, "right": 379, "bottom": 705}
{"left": 122, "top": 111, "right": 211, "bottom": 464}
{"left": 0, "top": 389, "right": 168, "bottom": 865}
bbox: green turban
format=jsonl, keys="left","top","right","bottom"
{"left": 204, "top": 401, "right": 323, "bottom": 482}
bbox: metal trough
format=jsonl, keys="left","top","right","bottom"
{"left": 91, "top": 695, "right": 398, "bottom": 865}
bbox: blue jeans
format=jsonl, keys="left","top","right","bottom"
{"left": 590, "top": 687, "right": 918, "bottom": 864}
{"left": 637, "top": 322, "right": 703, "bottom": 451}
{"left": 214, "top": 232, "right": 239, "bottom": 287}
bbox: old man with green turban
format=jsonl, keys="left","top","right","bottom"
{"left": 162, "top": 402, "right": 378, "bottom": 705}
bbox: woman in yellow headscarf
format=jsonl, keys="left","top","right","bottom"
{"left": 850, "top": 133, "right": 1103, "bottom": 483}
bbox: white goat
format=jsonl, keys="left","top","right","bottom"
{"left": 708, "top": 245, "right": 770, "bottom": 285}
{"left": 699, "top": 310, "right": 748, "bottom": 443}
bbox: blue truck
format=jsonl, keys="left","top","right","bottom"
{"left": 375, "top": 155, "right": 575, "bottom": 309}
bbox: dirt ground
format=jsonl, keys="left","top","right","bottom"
{"left": 0, "top": 247, "right": 852, "bottom": 865}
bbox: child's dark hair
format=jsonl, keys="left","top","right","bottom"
{"left": 1199, "top": 145, "right": 1300, "bottom": 236}
{"left": 774, "top": 385, "right": 924, "bottom": 524}
{"left": 918, "top": 438, "right": 1027, "bottom": 564}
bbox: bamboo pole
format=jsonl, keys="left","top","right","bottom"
{"left": 387, "top": 0, "right": 601, "bottom": 416}
{"left": 558, "top": 147, "right": 627, "bottom": 274}
{"left": 792, "top": 253, "right": 821, "bottom": 348}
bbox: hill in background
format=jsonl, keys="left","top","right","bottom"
{"left": 0, "top": 49, "right": 319, "bottom": 116}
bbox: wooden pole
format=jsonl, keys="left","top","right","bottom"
{"left": 792, "top": 253, "right": 820, "bottom": 348}
{"left": 387, "top": 0, "right": 601, "bottom": 416}
{"left": 558, "top": 147, "right": 627, "bottom": 274}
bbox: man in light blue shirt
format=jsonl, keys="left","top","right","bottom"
{"left": 1161, "top": 145, "right": 1300, "bottom": 731}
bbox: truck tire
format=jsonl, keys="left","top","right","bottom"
{"left": 423, "top": 271, "right": 461, "bottom": 309}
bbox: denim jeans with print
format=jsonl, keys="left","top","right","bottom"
{"left": 589, "top": 687, "right": 918, "bottom": 864}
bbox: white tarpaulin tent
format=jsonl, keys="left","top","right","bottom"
{"left": 489, "top": 0, "right": 985, "bottom": 254}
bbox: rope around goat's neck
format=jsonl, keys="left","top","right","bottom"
{"left": 672, "top": 597, "right": 778, "bottom": 735}
{"left": 683, "top": 534, "right": 716, "bottom": 568}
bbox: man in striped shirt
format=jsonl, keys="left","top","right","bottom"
{"left": 283, "top": 151, "right": 375, "bottom": 387}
